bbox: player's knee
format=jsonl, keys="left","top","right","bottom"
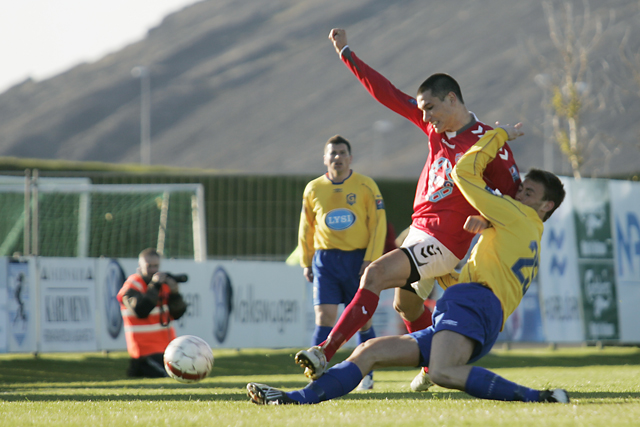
{"left": 427, "top": 367, "right": 449, "bottom": 388}
{"left": 428, "top": 367, "right": 459, "bottom": 390}
{"left": 349, "top": 338, "right": 381, "bottom": 366}
{"left": 392, "top": 298, "right": 408, "bottom": 317}
{"left": 392, "top": 297, "right": 422, "bottom": 321}
{"left": 314, "top": 308, "right": 337, "bottom": 326}
{"left": 360, "top": 262, "right": 386, "bottom": 292}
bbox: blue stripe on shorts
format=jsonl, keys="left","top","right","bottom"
{"left": 409, "top": 282, "right": 503, "bottom": 366}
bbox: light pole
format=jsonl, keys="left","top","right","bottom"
{"left": 131, "top": 66, "right": 151, "bottom": 165}
{"left": 534, "top": 73, "right": 553, "bottom": 173}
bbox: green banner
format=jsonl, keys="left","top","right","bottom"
{"left": 572, "top": 179, "right": 619, "bottom": 340}
{"left": 577, "top": 261, "right": 619, "bottom": 340}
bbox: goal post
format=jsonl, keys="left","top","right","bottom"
{"left": 0, "top": 176, "right": 207, "bottom": 260}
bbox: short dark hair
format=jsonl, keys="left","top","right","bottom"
{"left": 139, "top": 247, "right": 160, "bottom": 259}
{"left": 525, "top": 168, "right": 566, "bottom": 222}
{"left": 325, "top": 135, "right": 352, "bottom": 155}
{"left": 417, "top": 73, "right": 465, "bottom": 104}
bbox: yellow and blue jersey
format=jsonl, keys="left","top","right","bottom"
{"left": 451, "top": 128, "right": 544, "bottom": 328}
{"left": 298, "top": 171, "right": 387, "bottom": 268}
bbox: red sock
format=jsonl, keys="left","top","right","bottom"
{"left": 321, "top": 288, "right": 379, "bottom": 361}
{"left": 402, "top": 304, "right": 433, "bottom": 333}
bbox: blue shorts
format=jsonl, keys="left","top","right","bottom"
{"left": 312, "top": 249, "right": 365, "bottom": 306}
{"left": 409, "top": 282, "right": 503, "bottom": 366}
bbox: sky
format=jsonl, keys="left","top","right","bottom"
{"left": 0, "top": 0, "right": 201, "bottom": 93}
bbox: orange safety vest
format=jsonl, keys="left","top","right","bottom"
{"left": 117, "top": 273, "right": 177, "bottom": 358}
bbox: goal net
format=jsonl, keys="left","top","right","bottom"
{"left": 0, "top": 176, "right": 206, "bottom": 260}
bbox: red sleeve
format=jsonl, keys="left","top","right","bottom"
{"left": 341, "top": 49, "right": 427, "bottom": 131}
{"left": 482, "top": 142, "right": 521, "bottom": 198}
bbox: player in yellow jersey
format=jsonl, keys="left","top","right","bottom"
{"left": 298, "top": 135, "right": 387, "bottom": 390}
{"left": 248, "top": 124, "right": 570, "bottom": 404}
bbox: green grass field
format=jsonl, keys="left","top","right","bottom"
{"left": 1, "top": 346, "right": 639, "bottom": 427}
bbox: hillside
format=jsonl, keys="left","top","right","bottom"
{"left": 1, "top": 0, "right": 638, "bottom": 179}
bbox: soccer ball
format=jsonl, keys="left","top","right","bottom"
{"left": 163, "top": 335, "right": 214, "bottom": 383}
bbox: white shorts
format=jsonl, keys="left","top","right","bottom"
{"left": 400, "top": 227, "right": 460, "bottom": 299}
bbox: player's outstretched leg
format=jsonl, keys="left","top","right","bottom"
{"left": 540, "top": 389, "right": 570, "bottom": 403}
{"left": 463, "top": 366, "right": 570, "bottom": 403}
{"left": 247, "top": 383, "right": 300, "bottom": 405}
{"left": 248, "top": 360, "right": 365, "bottom": 405}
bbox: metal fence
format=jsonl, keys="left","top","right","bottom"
{"left": 1, "top": 171, "right": 416, "bottom": 260}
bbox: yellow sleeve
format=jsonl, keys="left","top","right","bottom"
{"left": 363, "top": 179, "right": 387, "bottom": 262}
{"left": 436, "top": 270, "right": 460, "bottom": 289}
{"left": 451, "top": 128, "right": 528, "bottom": 227}
{"left": 298, "top": 184, "right": 316, "bottom": 268}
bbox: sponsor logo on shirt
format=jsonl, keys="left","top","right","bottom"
{"left": 376, "top": 199, "right": 385, "bottom": 210}
{"left": 325, "top": 209, "right": 356, "bottom": 230}
{"left": 509, "top": 165, "right": 520, "bottom": 182}
{"left": 411, "top": 243, "right": 443, "bottom": 267}
{"left": 427, "top": 157, "right": 454, "bottom": 202}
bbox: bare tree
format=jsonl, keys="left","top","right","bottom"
{"left": 541, "top": 0, "right": 607, "bottom": 178}
{"left": 619, "top": 25, "right": 640, "bottom": 152}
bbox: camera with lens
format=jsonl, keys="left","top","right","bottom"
{"left": 165, "top": 272, "right": 189, "bottom": 283}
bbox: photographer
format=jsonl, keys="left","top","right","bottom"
{"left": 117, "top": 248, "right": 188, "bottom": 378}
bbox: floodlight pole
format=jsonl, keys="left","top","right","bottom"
{"left": 132, "top": 66, "right": 151, "bottom": 165}
{"left": 534, "top": 74, "right": 554, "bottom": 173}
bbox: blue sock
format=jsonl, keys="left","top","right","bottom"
{"left": 286, "top": 361, "right": 363, "bottom": 404}
{"left": 312, "top": 326, "right": 332, "bottom": 346}
{"left": 357, "top": 327, "right": 376, "bottom": 345}
{"left": 465, "top": 366, "right": 541, "bottom": 402}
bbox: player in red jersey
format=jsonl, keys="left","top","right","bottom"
{"left": 294, "top": 28, "right": 522, "bottom": 391}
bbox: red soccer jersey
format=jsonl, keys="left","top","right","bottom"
{"left": 341, "top": 49, "right": 521, "bottom": 259}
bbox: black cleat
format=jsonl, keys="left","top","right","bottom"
{"left": 540, "top": 389, "right": 570, "bottom": 403}
{"left": 247, "top": 383, "right": 299, "bottom": 405}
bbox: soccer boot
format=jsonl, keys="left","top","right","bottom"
{"left": 294, "top": 346, "right": 327, "bottom": 380}
{"left": 540, "top": 388, "right": 570, "bottom": 403}
{"left": 247, "top": 383, "right": 299, "bottom": 405}
{"left": 410, "top": 367, "right": 434, "bottom": 392}
{"left": 356, "top": 372, "right": 374, "bottom": 390}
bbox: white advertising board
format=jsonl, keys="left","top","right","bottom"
{"left": 538, "top": 178, "right": 585, "bottom": 342}
{"left": 7, "top": 259, "right": 37, "bottom": 353}
{"left": 95, "top": 258, "right": 129, "bottom": 351}
{"left": 95, "top": 259, "right": 311, "bottom": 350}
{"left": 37, "top": 258, "right": 98, "bottom": 352}
{"left": 610, "top": 180, "right": 640, "bottom": 342}
{"left": 0, "top": 258, "right": 6, "bottom": 353}
{"left": 197, "top": 261, "right": 309, "bottom": 348}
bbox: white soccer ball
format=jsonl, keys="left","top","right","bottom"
{"left": 163, "top": 335, "right": 214, "bottom": 383}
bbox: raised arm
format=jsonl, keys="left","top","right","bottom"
{"left": 328, "top": 28, "right": 348, "bottom": 54}
{"left": 451, "top": 124, "right": 527, "bottom": 228}
{"left": 327, "top": 28, "right": 425, "bottom": 129}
